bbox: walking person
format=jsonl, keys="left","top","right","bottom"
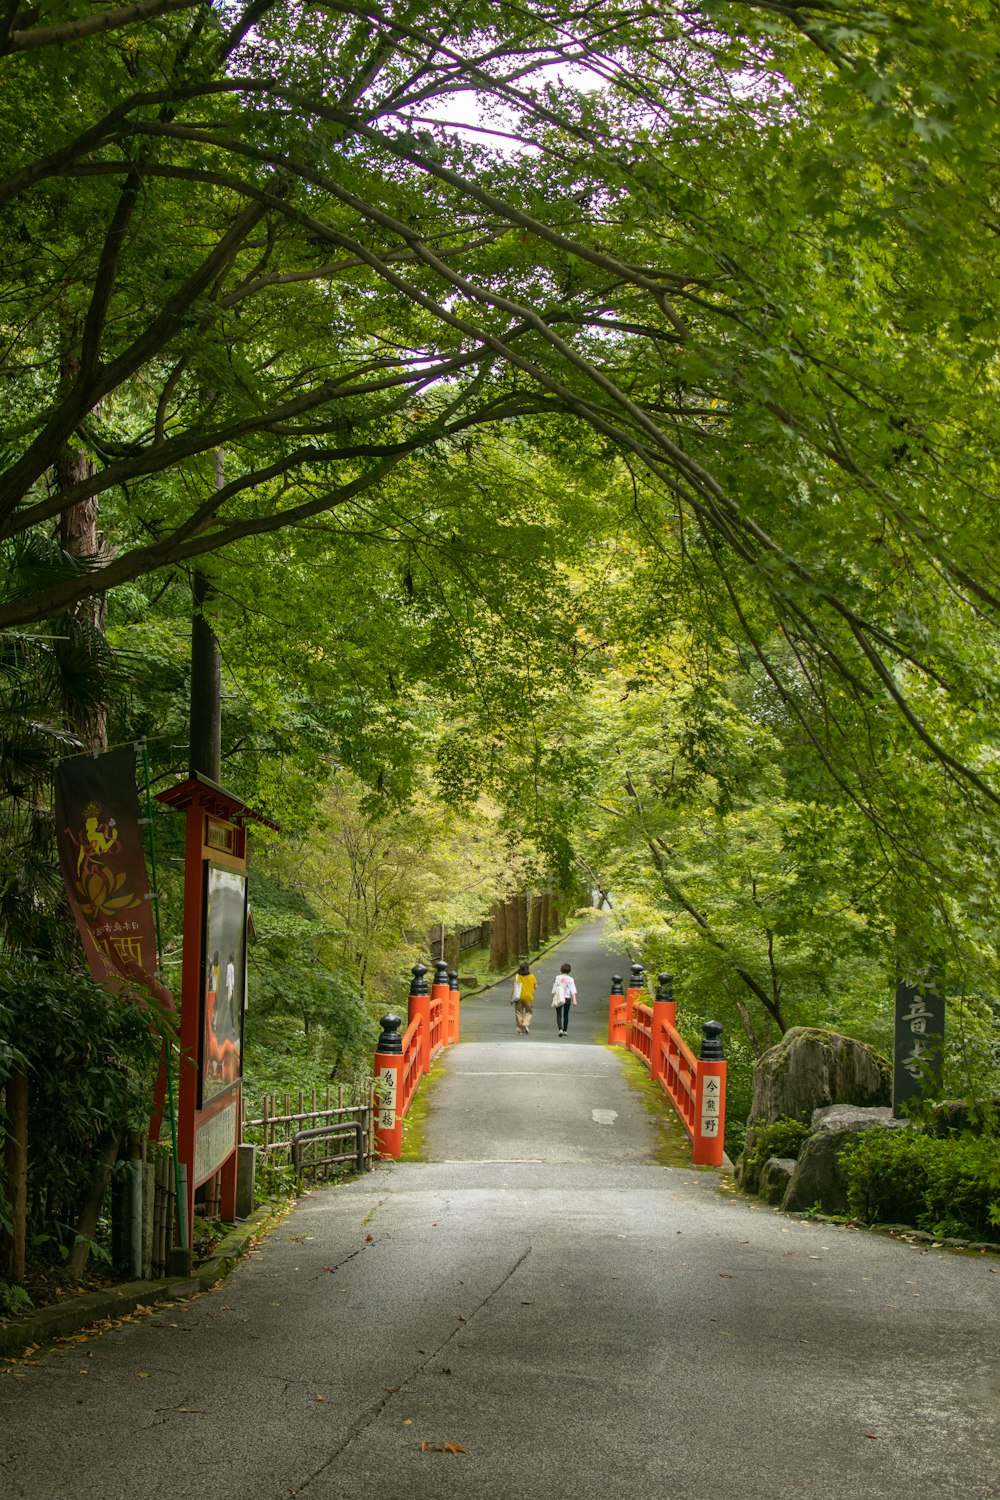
{"left": 510, "top": 961, "right": 537, "bottom": 1033}
{"left": 551, "top": 962, "right": 577, "bottom": 1035}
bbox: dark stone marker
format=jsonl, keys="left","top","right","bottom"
{"left": 893, "top": 981, "right": 945, "bottom": 1116}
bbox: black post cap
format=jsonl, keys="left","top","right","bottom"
{"left": 655, "top": 974, "right": 674, "bottom": 1002}
{"left": 433, "top": 958, "right": 449, "bottom": 986}
{"left": 610, "top": 974, "right": 624, "bottom": 995}
{"left": 448, "top": 970, "right": 459, "bottom": 987}
{"left": 377, "top": 1014, "right": 404, "bottom": 1054}
{"left": 410, "top": 962, "right": 429, "bottom": 995}
{"left": 699, "top": 1020, "right": 725, "bottom": 1060}
{"left": 630, "top": 963, "right": 645, "bottom": 988}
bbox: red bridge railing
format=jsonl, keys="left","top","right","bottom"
{"left": 372, "top": 960, "right": 461, "bottom": 1157}
{"left": 609, "top": 967, "right": 727, "bottom": 1167}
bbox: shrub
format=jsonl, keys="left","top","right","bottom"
{"left": 742, "top": 1116, "right": 811, "bottom": 1185}
{"left": 757, "top": 1116, "right": 812, "bottom": 1160}
{"left": 840, "top": 1128, "right": 1000, "bottom": 1240}
{"left": 0, "top": 959, "right": 162, "bottom": 1268}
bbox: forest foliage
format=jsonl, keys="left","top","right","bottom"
{"left": 3, "top": 0, "right": 1000, "bottom": 1275}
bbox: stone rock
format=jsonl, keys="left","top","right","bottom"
{"left": 781, "top": 1128, "right": 857, "bottom": 1215}
{"left": 811, "top": 1104, "right": 907, "bottom": 1134}
{"left": 928, "top": 1098, "right": 1000, "bottom": 1136}
{"left": 749, "top": 1027, "right": 890, "bottom": 1129}
{"left": 781, "top": 1113, "right": 908, "bottom": 1215}
{"left": 739, "top": 1029, "right": 890, "bottom": 1198}
{"left": 759, "top": 1157, "right": 796, "bottom": 1206}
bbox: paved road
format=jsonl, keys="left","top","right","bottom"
{"left": 2, "top": 921, "right": 998, "bottom": 1499}
{"left": 423, "top": 917, "right": 689, "bottom": 1165}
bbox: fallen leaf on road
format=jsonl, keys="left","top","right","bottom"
{"left": 457, "top": 1315, "right": 467, "bottom": 1322}
{"left": 136, "top": 1372, "right": 152, "bottom": 1379}
{"left": 402, "top": 1420, "right": 412, "bottom": 1426}
{"left": 441, "top": 1443, "right": 466, "bottom": 1454}
{"left": 719, "top": 1273, "right": 732, "bottom": 1279}
{"left": 865, "top": 1434, "right": 879, "bottom": 1440}
{"left": 366, "top": 1234, "right": 374, "bottom": 1243}
{"left": 315, "top": 1395, "right": 326, "bottom": 1403}
{"left": 421, "top": 1440, "right": 430, "bottom": 1453}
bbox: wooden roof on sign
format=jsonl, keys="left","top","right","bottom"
{"left": 155, "top": 772, "right": 280, "bottom": 830}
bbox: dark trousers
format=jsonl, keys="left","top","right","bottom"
{"left": 556, "top": 1002, "right": 571, "bottom": 1033}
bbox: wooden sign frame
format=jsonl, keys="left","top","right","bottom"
{"left": 157, "top": 774, "right": 275, "bottom": 1246}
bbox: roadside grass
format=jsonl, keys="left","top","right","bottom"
{"left": 603, "top": 1040, "right": 696, "bottom": 1169}
{"left": 398, "top": 1057, "right": 448, "bottom": 1162}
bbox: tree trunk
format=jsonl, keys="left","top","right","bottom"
{"left": 515, "top": 893, "right": 528, "bottom": 959}
{"left": 1, "top": 1066, "right": 28, "bottom": 1282}
{"left": 66, "top": 1127, "right": 123, "bottom": 1280}
{"left": 488, "top": 903, "right": 506, "bottom": 969}
{"left": 190, "top": 569, "right": 222, "bottom": 781}
{"left": 528, "top": 892, "right": 542, "bottom": 950}
{"left": 57, "top": 349, "right": 108, "bottom": 752}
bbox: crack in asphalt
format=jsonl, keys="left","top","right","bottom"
{"left": 314, "top": 1245, "right": 365, "bottom": 1279}
{"left": 287, "top": 1245, "right": 533, "bottom": 1497}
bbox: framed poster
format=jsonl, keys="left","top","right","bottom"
{"left": 200, "top": 863, "right": 248, "bottom": 1106}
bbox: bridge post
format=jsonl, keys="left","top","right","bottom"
{"left": 650, "top": 974, "right": 675, "bottom": 1087}
{"left": 625, "top": 963, "right": 645, "bottom": 1048}
{"left": 408, "top": 963, "right": 430, "bottom": 1074}
{"left": 448, "top": 969, "right": 461, "bottom": 1045}
{"left": 693, "top": 1021, "right": 727, "bottom": 1167}
{"left": 374, "top": 1014, "right": 404, "bottom": 1159}
{"left": 608, "top": 974, "right": 626, "bottom": 1046}
{"left": 432, "top": 959, "right": 450, "bottom": 1053}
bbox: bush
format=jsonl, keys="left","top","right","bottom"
{"left": 0, "top": 959, "right": 162, "bottom": 1269}
{"left": 840, "top": 1128, "right": 1000, "bottom": 1241}
{"left": 742, "top": 1116, "right": 811, "bottom": 1185}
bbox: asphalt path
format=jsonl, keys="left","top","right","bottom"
{"left": 423, "top": 916, "right": 688, "bottom": 1165}
{"left": 2, "top": 921, "right": 998, "bottom": 1499}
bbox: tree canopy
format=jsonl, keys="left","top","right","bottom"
{"left": 5, "top": 1, "right": 1000, "bottom": 990}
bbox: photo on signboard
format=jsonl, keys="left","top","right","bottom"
{"left": 200, "top": 863, "right": 247, "bottom": 1107}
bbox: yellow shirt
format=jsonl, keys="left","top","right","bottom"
{"left": 517, "top": 974, "right": 537, "bottom": 1005}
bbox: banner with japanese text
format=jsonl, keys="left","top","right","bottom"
{"left": 54, "top": 745, "right": 172, "bottom": 1011}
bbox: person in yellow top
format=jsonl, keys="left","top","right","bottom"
{"left": 510, "top": 961, "right": 537, "bottom": 1034}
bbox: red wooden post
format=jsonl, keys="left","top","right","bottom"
{"left": 407, "top": 963, "right": 431, "bottom": 1074}
{"left": 625, "top": 963, "right": 645, "bottom": 1047}
{"left": 692, "top": 1022, "right": 727, "bottom": 1167}
{"left": 431, "top": 959, "right": 450, "bottom": 1053}
{"left": 608, "top": 973, "right": 626, "bottom": 1045}
{"left": 374, "top": 1014, "right": 404, "bottom": 1159}
{"left": 650, "top": 973, "right": 676, "bottom": 1088}
{"left": 448, "top": 969, "right": 461, "bottom": 1045}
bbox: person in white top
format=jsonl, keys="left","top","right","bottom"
{"left": 551, "top": 962, "right": 578, "bottom": 1036}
